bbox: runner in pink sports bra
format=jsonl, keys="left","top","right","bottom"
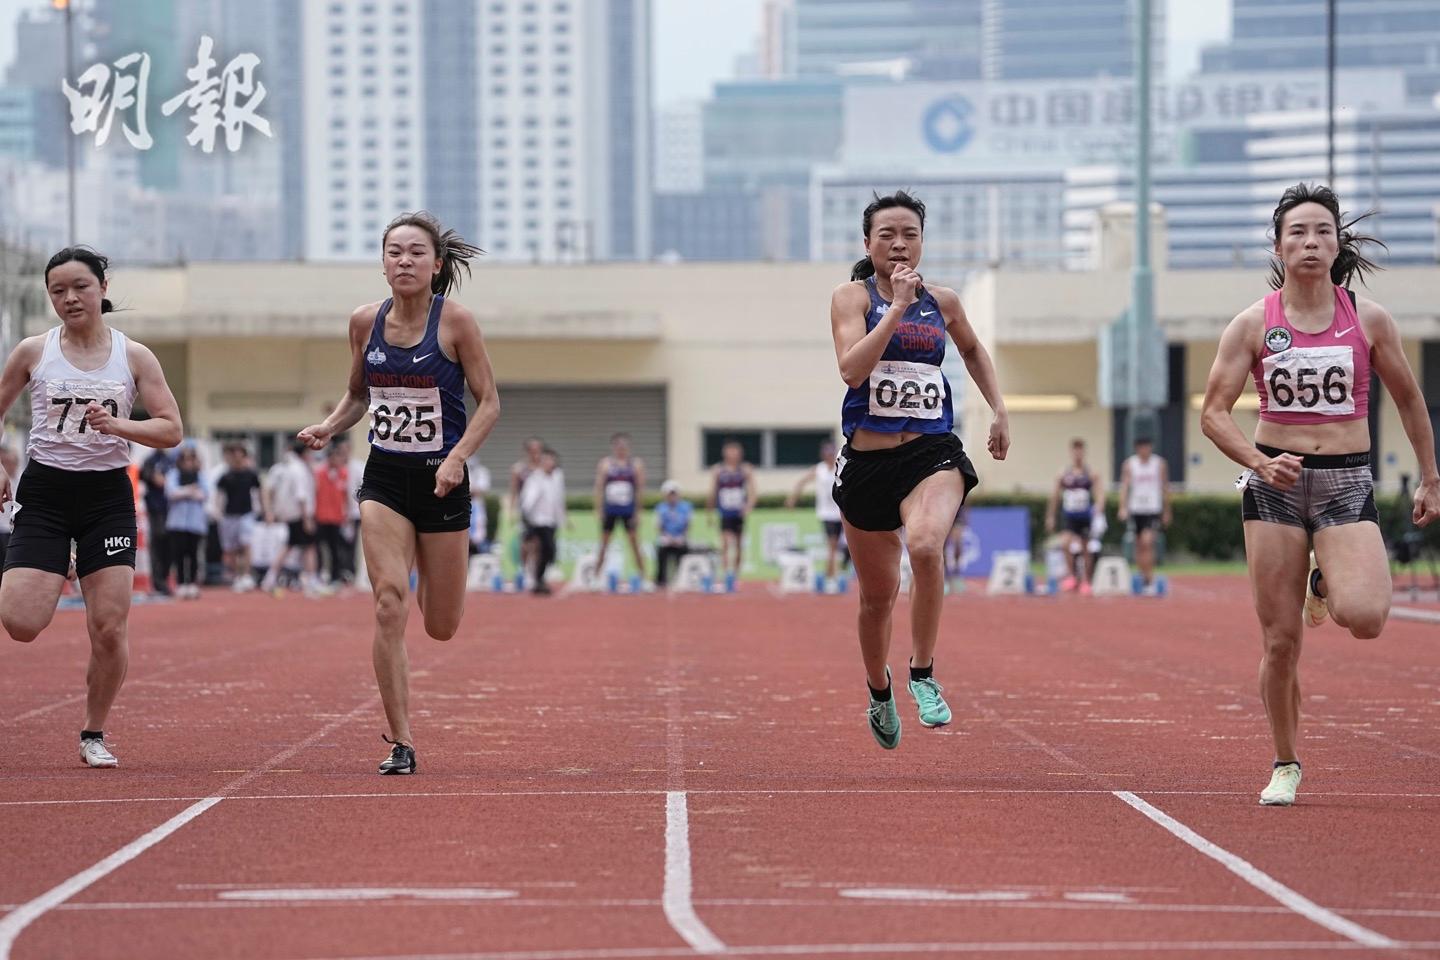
{"left": 1202, "top": 183, "right": 1439, "bottom": 807}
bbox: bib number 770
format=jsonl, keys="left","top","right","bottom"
{"left": 50, "top": 397, "right": 120, "bottom": 434}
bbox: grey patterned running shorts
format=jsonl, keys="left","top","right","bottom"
{"left": 1240, "top": 444, "right": 1378, "bottom": 532}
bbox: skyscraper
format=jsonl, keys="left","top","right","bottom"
{"left": 1202, "top": 0, "right": 1440, "bottom": 102}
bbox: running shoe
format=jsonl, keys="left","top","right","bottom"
{"left": 907, "top": 676, "right": 952, "bottom": 727}
{"left": 1303, "top": 550, "right": 1328, "bottom": 628}
{"left": 378, "top": 735, "right": 416, "bottom": 775}
{"left": 79, "top": 738, "right": 118, "bottom": 768}
{"left": 867, "top": 668, "right": 901, "bottom": 750}
{"left": 1078, "top": 581, "right": 1093, "bottom": 597}
{"left": 1260, "top": 763, "right": 1301, "bottom": 806}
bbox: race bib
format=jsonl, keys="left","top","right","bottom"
{"left": 604, "top": 479, "right": 634, "bottom": 507}
{"left": 718, "top": 486, "right": 746, "bottom": 512}
{"left": 1261, "top": 345, "right": 1355, "bottom": 416}
{"left": 43, "top": 379, "right": 129, "bottom": 444}
{"left": 1061, "top": 488, "right": 1091, "bottom": 514}
{"left": 868, "top": 360, "right": 944, "bottom": 419}
{"left": 369, "top": 386, "right": 443, "bottom": 453}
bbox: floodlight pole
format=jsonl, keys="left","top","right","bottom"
{"left": 64, "top": 0, "right": 77, "bottom": 246}
{"left": 1327, "top": 0, "right": 1337, "bottom": 186}
{"left": 1127, "top": 0, "right": 1156, "bottom": 457}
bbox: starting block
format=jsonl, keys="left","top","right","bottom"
{"left": 1091, "top": 556, "right": 1132, "bottom": 596}
{"left": 778, "top": 552, "right": 815, "bottom": 594}
{"left": 606, "top": 571, "right": 647, "bottom": 594}
{"left": 986, "top": 550, "right": 1031, "bottom": 596}
{"left": 671, "top": 553, "right": 715, "bottom": 593}
{"left": 568, "top": 553, "right": 605, "bottom": 593}
{"left": 1131, "top": 573, "right": 1169, "bottom": 597}
{"left": 467, "top": 552, "right": 504, "bottom": 592}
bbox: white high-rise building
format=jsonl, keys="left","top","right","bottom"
{"left": 476, "top": 0, "right": 650, "bottom": 262}
{"left": 654, "top": 101, "right": 703, "bottom": 195}
{"left": 301, "top": 1, "right": 427, "bottom": 260}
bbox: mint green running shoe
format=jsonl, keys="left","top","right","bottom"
{"left": 867, "top": 668, "right": 902, "bottom": 750}
{"left": 907, "top": 676, "right": 952, "bottom": 727}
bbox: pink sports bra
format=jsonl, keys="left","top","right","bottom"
{"left": 1252, "top": 285, "right": 1370, "bottom": 425}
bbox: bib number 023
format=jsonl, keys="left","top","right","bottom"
{"left": 868, "top": 360, "right": 944, "bottom": 420}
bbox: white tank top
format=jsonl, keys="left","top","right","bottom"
{"left": 27, "top": 325, "right": 137, "bottom": 471}
{"left": 815, "top": 462, "right": 841, "bottom": 522}
{"left": 1125, "top": 454, "right": 1164, "bottom": 515}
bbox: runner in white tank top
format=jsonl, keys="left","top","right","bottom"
{"left": 786, "top": 439, "right": 850, "bottom": 587}
{"left": 1118, "top": 437, "right": 1170, "bottom": 590}
{"left": 0, "top": 247, "right": 183, "bottom": 769}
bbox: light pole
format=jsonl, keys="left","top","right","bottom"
{"left": 57, "top": 0, "right": 76, "bottom": 245}
{"left": 1326, "top": 0, "right": 1337, "bottom": 186}
{"left": 1127, "top": 0, "right": 1157, "bottom": 455}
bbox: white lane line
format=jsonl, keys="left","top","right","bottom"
{"left": 663, "top": 791, "right": 725, "bottom": 955}
{"left": 9, "top": 787, "right": 1440, "bottom": 808}
{"left": 288, "top": 938, "right": 1434, "bottom": 960}
{"left": 1113, "top": 791, "right": 1398, "bottom": 948}
{"left": 0, "top": 696, "right": 376, "bottom": 960}
{"left": 1391, "top": 606, "right": 1440, "bottom": 625}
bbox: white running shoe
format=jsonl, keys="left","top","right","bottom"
{"left": 79, "top": 738, "right": 118, "bottom": 768}
{"left": 1302, "top": 550, "right": 1328, "bottom": 628}
{"left": 1260, "top": 763, "right": 1301, "bottom": 806}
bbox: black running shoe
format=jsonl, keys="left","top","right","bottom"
{"left": 379, "top": 735, "right": 416, "bottom": 775}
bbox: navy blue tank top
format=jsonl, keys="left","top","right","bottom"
{"left": 363, "top": 295, "right": 467, "bottom": 466}
{"left": 1060, "top": 468, "right": 1094, "bottom": 518}
{"left": 840, "top": 276, "right": 954, "bottom": 438}
{"left": 602, "top": 459, "right": 638, "bottom": 516}
{"left": 715, "top": 466, "right": 747, "bottom": 518}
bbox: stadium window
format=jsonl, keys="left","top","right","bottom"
{"left": 702, "top": 430, "right": 762, "bottom": 467}
{"left": 774, "top": 430, "right": 834, "bottom": 467}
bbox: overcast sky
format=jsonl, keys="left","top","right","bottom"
{"left": 0, "top": 0, "right": 1232, "bottom": 106}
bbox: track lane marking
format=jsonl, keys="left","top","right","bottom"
{"left": 1114, "top": 791, "right": 1398, "bottom": 948}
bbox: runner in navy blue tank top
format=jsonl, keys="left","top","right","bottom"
{"left": 593, "top": 432, "right": 648, "bottom": 587}
{"left": 829, "top": 190, "right": 1010, "bottom": 750}
{"left": 708, "top": 439, "right": 755, "bottom": 592}
{"left": 299, "top": 212, "right": 500, "bottom": 776}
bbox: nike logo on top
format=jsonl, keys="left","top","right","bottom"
{"left": 412, "top": 353, "right": 434, "bottom": 363}
{"left": 920, "top": 310, "right": 936, "bottom": 317}
{"left": 1334, "top": 326, "right": 1356, "bottom": 338}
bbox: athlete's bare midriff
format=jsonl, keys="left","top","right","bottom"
{"left": 848, "top": 427, "right": 930, "bottom": 452}
{"left": 1253, "top": 417, "right": 1370, "bottom": 456}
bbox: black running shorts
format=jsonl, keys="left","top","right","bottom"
{"left": 358, "top": 449, "right": 471, "bottom": 534}
{"left": 4, "top": 460, "right": 137, "bottom": 578}
{"left": 832, "top": 432, "right": 978, "bottom": 533}
{"left": 1241, "top": 445, "right": 1377, "bottom": 532}
{"left": 603, "top": 512, "right": 636, "bottom": 533}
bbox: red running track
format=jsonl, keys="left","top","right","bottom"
{"left": 1, "top": 576, "right": 1439, "bottom": 959}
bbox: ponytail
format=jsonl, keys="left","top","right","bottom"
{"left": 850, "top": 256, "right": 875, "bottom": 281}
{"left": 101, "top": 298, "right": 115, "bottom": 314}
{"left": 382, "top": 211, "right": 485, "bottom": 297}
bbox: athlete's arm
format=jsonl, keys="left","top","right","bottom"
{"left": 0, "top": 337, "right": 39, "bottom": 503}
{"left": 936, "top": 287, "right": 1009, "bottom": 461}
{"left": 831, "top": 272, "right": 915, "bottom": 388}
{"left": 1364, "top": 298, "right": 1440, "bottom": 525}
{"left": 1201, "top": 304, "right": 1302, "bottom": 489}
{"left": 1046, "top": 476, "right": 1060, "bottom": 533}
{"left": 87, "top": 341, "right": 183, "bottom": 448}
{"left": 1091, "top": 469, "right": 1106, "bottom": 518}
{"left": 593, "top": 459, "right": 607, "bottom": 519}
{"left": 1117, "top": 460, "right": 1131, "bottom": 521}
{"left": 706, "top": 468, "right": 717, "bottom": 514}
{"left": 785, "top": 468, "right": 814, "bottom": 509}
{"left": 298, "top": 306, "right": 374, "bottom": 451}
{"left": 1160, "top": 458, "right": 1172, "bottom": 526}
{"left": 634, "top": 458, "right": 647, "bottom": 499}
{"left": 744, "top": 464, "right": 758, "bottom": 514}
{"left": 436, "top": 299, "right": 501, "bottom": 499}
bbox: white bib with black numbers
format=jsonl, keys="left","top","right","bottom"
{"left": 1261, "top": 345, "right": 1355, "bottom": 416}
{"left": 27, "top": 326, "right": 137, "bottom": 471}
{"left": 43, "top": 379, "right": 129, "bottom": 443}
{"left": 868, "top": 360, "right": 944, "bottom": 420}
{"left": 718, "top": 486, "right": 746, "bottom": 512}
{"left": 369, "top": 385, "right": 443, "bottom": 454}
{"left": 605, "top": 480, "right": 634, "bottom": 507}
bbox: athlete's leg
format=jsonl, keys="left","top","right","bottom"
{"left": 360, "top": 501, "right": 418, "bottom": 745}
{"left": 596, "top": 518, "right": 614, "bottom": 575}
{"left": 1313, "top": 522, "right": 1390, "bottom": 639}
{"left": 77, "top": 565, "right": 134, "bottom": 730}
{"left": 721, "top": 530, "right": 736, "bottom": 575}
{"left": 415, "top": 529, "right": 468, "bottom": 641}
{"left": 844, "top": 520, "right": 903, "bottom": 690}
{"left": 824, "top": 531, "right": 840, "bottom": 580}
{"left": 1136, "top": 527, "right": 1157, "bottom": 584}
{"left": 625, "top": 524, "right": 646, "bottom": 575}
{"left": 1244, "top": 520, "right": 1309, "bottom": 762}
{"left": 0, "top": 568, "right": 66, "bottom": 642}
{"left": 898, "top": 470, "right": 965, "bottom": 670}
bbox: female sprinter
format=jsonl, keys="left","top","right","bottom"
{"left": 829, "top": 191, "right": 1010, "bottom": 749}
{"left": 299, "top": 212, "right": 500, "bottom": 775}
{"left": 0, "top": 246, "right": 184, "bottom": 766}
{"left": 1202, "top": 183, "right": 1438, "bottom": 805}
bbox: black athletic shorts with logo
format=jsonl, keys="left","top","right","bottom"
{"left": 832, "top": 432, "right": 979, "bottom": 533}
{"left": 1241, "top": 445, "right": 1377, "bottom": 532}
{"left": 358, "top": 449, "right": 471, "bottom": 534}
{"left": 4, "top": 460, "right": 137, "bottom": 578}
